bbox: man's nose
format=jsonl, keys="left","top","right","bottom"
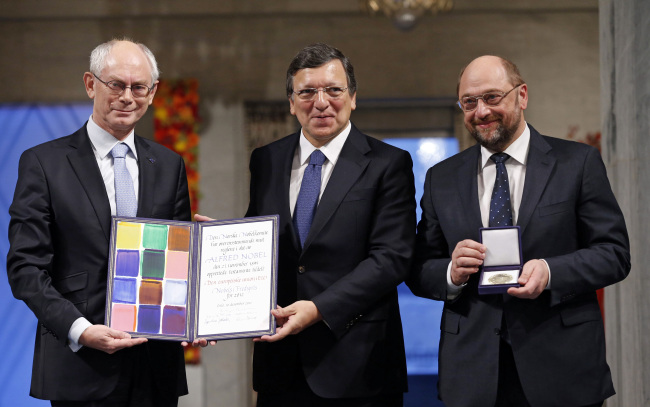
{"left": 119, "top": 87, "right": 135, "bottom": 103}
{"left": 474, "top": 98, "right": 491, "bottom": 117}
{"left": 313, "top": 89, "right": 329, "bottom": 109}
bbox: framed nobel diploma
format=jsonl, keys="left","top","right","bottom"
{"left": 478, "top": 226, "right": 522, "bottom": 295}
{"left": 105, "top": 215, "right": 278, "bottom": 341}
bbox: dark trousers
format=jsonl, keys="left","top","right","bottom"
{"left": 495, "top": 339, "right": 602, "bottom": 407}
{"left": 257, "top": 368, "right": 403, "bottom": 407}
{"left": 51, "top": 347, "right": 179, "bottom": 407}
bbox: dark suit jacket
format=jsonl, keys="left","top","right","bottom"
{"left": 246, "top": 124, "right": 416, "bottom": 398}
{"left": 408, "top": 125, "right": 630, "bottom": 407}
{"left": 7, "top": 124, "right": 190, "bottom": 401}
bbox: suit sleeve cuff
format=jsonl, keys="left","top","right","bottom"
{"left": 446, "top": 261, "right": 466, "bottom": 300}
{"left": 68, "top": 317, "right": 92, "bottom": 352}
{"left": 541, "top": 259, "right": 551, "bottom": 289}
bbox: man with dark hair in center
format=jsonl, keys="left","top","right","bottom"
{"left": 247, "top": 43, "right": 416, "bottom": 407}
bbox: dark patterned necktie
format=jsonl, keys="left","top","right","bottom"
{"left": 489, "top": 153, "right": 512, "bottom": 227}
{"left": 293, "top": 150, "right": 326, "bottom": 247}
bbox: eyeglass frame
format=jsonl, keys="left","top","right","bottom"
{"left": 293, "top": 86, "right": 349, "bottom": 101}
{"left": 457, "top": 84, "right": 523, "bottom": 112}
{"left": 92, "top": 73, "right": 155, "bottom": 98}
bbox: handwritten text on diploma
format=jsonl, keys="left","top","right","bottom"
{"left": 197, "top": 221, "right": 274, "bottom": 336}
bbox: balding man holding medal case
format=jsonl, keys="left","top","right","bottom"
{"left": 408, "top": 55, "right": 630, "bottom": 407}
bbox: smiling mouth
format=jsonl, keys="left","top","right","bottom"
{"left": 474, "top": 117, "right": 500, "bottom": 126}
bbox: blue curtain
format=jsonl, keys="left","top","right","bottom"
{"left": 0, "top": 103, "right": 93, "bottom": 406}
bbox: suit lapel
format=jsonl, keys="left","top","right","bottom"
{"left": 302, "top": 126, "right": 370, "bottom": 252}
{"left": 66, "top": 125, "right": 112, "bottom": 241}
{"left": 274, "top": 134, "right": 302, "bottom": 251}
{"left": 517, "top": 127, "right": 555, "bottom": 235}
{"left": 458, "top": 145, "right": 483, "bottom": 232}
{"left": 135, "top": 136, "right": 157, "bottom": 218}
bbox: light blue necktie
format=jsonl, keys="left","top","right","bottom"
{"left": 293, "top": 150, "right": 326, "bottom": 247}
{"left": 489, "top": 153, "right": 513, "bottom": 227}
{"left": 111, "top": 143, "right": 137, "bottom": 217}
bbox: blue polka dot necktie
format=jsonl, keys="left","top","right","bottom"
{"left": 111, "top": 143, "right": 138, "bottom": 217}
{"left": 293, "top": 150, "right": 326, "bottom": 248}
{"left": 489, "top": 153, "right": 512, "bottom": 227}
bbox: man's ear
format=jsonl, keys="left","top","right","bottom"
{"left": 83, "top": 72, "right": 96, "bottom": 99}
{"left": 147, "top": 81, "right": 159, "bottom": 106}
{"left": 518, "top": 84, "right": 528, "bottom": 110}
{"left": 289, "top": 96, "right": 296, "bottom": 116}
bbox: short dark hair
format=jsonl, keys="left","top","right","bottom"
{"left": 285, "top": 43, "right": 357, "bottom": 99}
{"left": 456, "top": 55, "right": 525, "bottom": 96}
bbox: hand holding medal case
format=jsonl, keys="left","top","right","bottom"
{"left": 478, "top": 226, "right": 522, "bottom": 295}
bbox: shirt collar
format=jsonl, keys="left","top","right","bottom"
{"left": 298, "top": 121, "right": 351, "bottom": 166}
{"left": 480, "top": 122, "right": 530, "bottom": 169}
{"left": 86, "top": 115, "right": 138, "bottom": 160}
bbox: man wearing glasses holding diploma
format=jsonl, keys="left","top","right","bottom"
{"left": 7, "top": 39, "right": 190, "bottom": 406}
{"left": 247, "top": 43, "right": 416, "bottom": 406}
{"left": 408, "top": 55, "right": 630, "bottom": 407}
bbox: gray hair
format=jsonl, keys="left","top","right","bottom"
{"left": 89, "top": 38, "right": 160, "bottom": 84}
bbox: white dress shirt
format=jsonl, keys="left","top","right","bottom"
{"left": 446, "top": 123, "right": 550, "bottom": 298}
{"left": 289, "top": 121, "right": 351, "bottom": 216}
{"left": 477, "top": 126, "right": 529, "bottom": 228}
{"left": 67, "top": 116, "right": 140, "bottom": 351}
{"left": 86, "top": 116, "right": 140, "bottom": 216}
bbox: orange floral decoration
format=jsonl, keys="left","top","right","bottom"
{"left": 153, "top": 79, "right": 201, "bottom": 364}
{"left": 153, "top": 78, "right": 200, "bottom": 216}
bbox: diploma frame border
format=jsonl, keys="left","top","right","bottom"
{"left": 105, "top": 215, "right": 279, "bottom": 341}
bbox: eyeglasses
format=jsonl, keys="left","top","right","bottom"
{"left": 293, "top": 87, "right": 348, "bottom": 101}
{"left": 93, "top": 73, "right": 154, "bottom": 98}
{"left": 457, "top": 84, "right": 522, "bottom": 112}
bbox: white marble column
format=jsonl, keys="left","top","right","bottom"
{"left": 600, "top": 1, "right": 650, "bottom": 405}
{"left": 180, "top": 99, "right": 253, "bottom": 407}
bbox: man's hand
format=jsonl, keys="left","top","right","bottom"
{"left": 182, "top": 339, "right": 217, "bottom": 347}
{"left": 451, "top": 239, "right": 486, "bottom": 286}
{"left": 507, "top": 259, "right": 549, "bottom": 299}
{"left": 194, "top": 214, "right": 214, "bottom": 222}
{"left": 78, "top": 325, "right": 147, "bottom": 354}
{"left": 253, "top": 301, "right": 322, "bottom": 343}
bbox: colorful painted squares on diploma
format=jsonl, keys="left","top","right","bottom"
{"left": 110, "top": 221, "right": 192, "bottom": 337}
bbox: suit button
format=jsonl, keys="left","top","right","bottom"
{"left": 298, "top": 266, "right": 305, "bottom": 274}
{"left": 494, "top": 328, "right": 501, "bottom": 336}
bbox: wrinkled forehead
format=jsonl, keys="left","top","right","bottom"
{"left": 102, "top": 44, "right": 153, "bottom": 79}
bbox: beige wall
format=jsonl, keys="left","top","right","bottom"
{"left": 1, "top": 0, "right": 599, "bottom": 141}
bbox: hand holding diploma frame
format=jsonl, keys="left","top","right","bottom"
{"left": 105, "top": 215, "right": 278, "bottom": 341}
